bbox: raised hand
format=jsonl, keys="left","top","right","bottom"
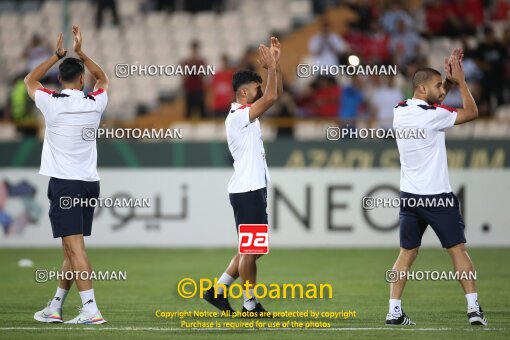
{"left": 270, "top": 36, "right": 281, "bottom": 63}
{"left": 444, "top": 56, "right": 452, "bottom": 80}
{"left": 258, "top": 44, "right": 276, "bottom": 70}
{"left": 452, "top": 47, "right": 464, "bottom": 62}
{"left": 450, "top": 55, "right": 465, "bottom": 84}
{"left": 72, "top": 25, "right": 82, "bottom": 53}
{"left": 445, "top": 48, "right": 463, "bottom": 81}
{"left": 56, "top": 32, "right": 66, "bottom": 57}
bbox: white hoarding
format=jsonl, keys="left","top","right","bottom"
{"left": 0, "top": 169, "right": 508, "bottom": 247}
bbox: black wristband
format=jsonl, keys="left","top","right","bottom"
{"left": 56, "top": 50, "right": 67, "bottom": 59}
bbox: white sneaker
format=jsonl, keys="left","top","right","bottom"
{"left": 34, "top": 301, "right": 63, "bottom": 323}
{"left": 64, "top": 308, "right": 106, "bottom": 324}
{"left": 385, "top": 310, "right": 416, "bottom": 325}
{"left": 468, "top": 306, "right": 488, "bottom": 326}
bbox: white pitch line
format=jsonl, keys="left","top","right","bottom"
{"left": 0, "top": 327, "right": 505, "bottom": 332}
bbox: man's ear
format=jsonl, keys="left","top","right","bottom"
{"left": 58, "top": 75, "right": 62, "bottom": 84}
{"left": 80, "top": 74, "right": 84, "bottom": 85}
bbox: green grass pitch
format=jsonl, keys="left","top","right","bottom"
{"left": 0, "top": 248, "right": 509, "bottom": 339}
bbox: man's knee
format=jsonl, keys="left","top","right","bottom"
{"left": 63, "top": 244, "right": 81, "bottom": 260}
{"left": 447, "top": 243, "right": 466, "bottom": 255}
{"left": 62, "top": 235, "right": 86, "bottom": 260}
{"left": 400, "top": 246, "right": 419, "bottom": 258}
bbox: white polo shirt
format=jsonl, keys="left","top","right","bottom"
{"left": 226, "top": 103, "right": 270, "bottom": 193}
{"left": 393, "top": 98, "right": 457, "bottom": 195}
{"left": 35, "top": 87, "right": 107, "bottom": 182}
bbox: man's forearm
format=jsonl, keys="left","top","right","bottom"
{"left": 76, "top": 50, "right": 107, "bottom": 83}
{"left": 442, "top": 79, "right": 454, "bottom": 100}
{"left": 25, "top": 54, "right": 60, "bottom": 83}
{"left": 276, "top": 63, "right": 283, "bottom": 97}
{"left": 265, "top": 66, "right": 278, "bottom": 100}
{"left": 248, "top": 65, "right": 277, "bottom": 121}
{"left": 458, "top": 81, "right": 477, "bottom": 114}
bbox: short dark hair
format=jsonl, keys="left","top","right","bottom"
{"left": 232, "top": 70, "right": 262, "bottom": 92}
{"left": 59, "top": 57, "right": 84, "bottom": 82}
{"left": 412, "top": 68, "right": 441, "bottom": 90}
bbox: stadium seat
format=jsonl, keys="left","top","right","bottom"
{"left": 190, "top": 122, "right": 223, "bottom": 141}
{"left": 260, "top": 123, "right": 278, "bottom": 142}
{"left": 293, "top": 121, "right": 317, "bottom": 141}
{"left": 40, "top": 0, "right": 59, "bottom": 17}
{"left": 268, "top": 12, "right": 292, "bottom": 32}
{"left": 0, "top": 123, "right": 18, "bottom": 141}
{"left": 0, "top": 84, "right": 8, "bottom": 108}
{"left": 495, "top": 105, "right": 510, "bottom": 119}
{"left": 21, "top": 12, "right": 45, "bottom": 31}
{"left": 293, "top": 121, "right": 331, "bottom": 141}
{"left": 472, "top": 120, "right": 493, "bottom": 138}
{"left": 169, "top": 121, "right": 196, "bottom": 140}
{"left": 170, "top": 12, "right": 192, "bottom": 29}
{"left": 289, "top": 0, "right": 313, "bottom": 21}
{"left": 117, "top": 0, "right": 142, "bottom": 17}
{"left": 193, "top": 11, "right": 217, "bottom": 29}
{"left": 486, "top": 121, "right": 510, "bottom": 138}
{"left": 446, "top": 122, "right": 474, "bottom": 139}
{"left": 69, "top": 0, "right": 93, "bottom": 16}
{"left": 0, "top": 0, "right": 504, "bottom": 137}
{"left": 492, "top": 21, "right": 507, "bottom": 39}
{"left": 218, "top": 11, "right": 240, "bottom": 29}
{"left": 0, "top": 12, "right": 20, "bottom": 31}
{"left": 146, "top": 12, "right": 168, "bottom": 28}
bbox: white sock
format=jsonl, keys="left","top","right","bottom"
{"left": 217, "top": 273, "right": 235, "bottom": 295}
{"left": 465, "top": 293, "right": 479, "bottom": 310}
{"left": 243, "top": 289, "right": 257, "bottom": 310}
{"left": 49, "top": 287, "right": 68, "bottom": 309}
{"left": 389, "top": 299, "right": 402, "bottom": 316}
{"left": 79, "top": 289, "right": 99, "bottom": 313}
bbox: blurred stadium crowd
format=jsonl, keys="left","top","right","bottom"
{"left": 0, "top": 0, "right": 509, "bottom": 141}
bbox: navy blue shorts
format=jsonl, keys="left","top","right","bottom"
{"left": 399, "top": 191, "right": 466, "bottom": 249}
{"left": 229, "top": 187, "right": 268, "bottom": 231}
{"left": 47, "top": 177, "right": 100, "bottom": 238}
